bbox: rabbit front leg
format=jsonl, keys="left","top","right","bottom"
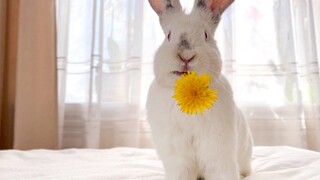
{"left": 199, "top": 142, "right": 240, "bottom": 179}
{"left": 203, "top": 159, "right": 240, "bottom": 180}
{"left": 198, "top": 123, "right": 240, "bottom": 180}
{"left": 154, "top": 128, "right": 198, "bottom": 180}
{"left": 162, "top": 155, "right": 198, "bottom": 180}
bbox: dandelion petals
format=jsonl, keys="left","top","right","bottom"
{"left": 172, "top": 70, "right": 218, "bottom": 115}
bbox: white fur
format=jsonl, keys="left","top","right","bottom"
{"left": 147, "top": 1, "right": 252, "bottom": 179}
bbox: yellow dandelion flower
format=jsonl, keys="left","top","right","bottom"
{"left": 172, "top": 71, "right": 218, "bottom": 115}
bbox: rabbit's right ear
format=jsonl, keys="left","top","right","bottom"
{"left": 149, "top": 0, "right": 182, "bottom": 16}
{"left": 193, "top": 0, "right": 234, "bottom": 25}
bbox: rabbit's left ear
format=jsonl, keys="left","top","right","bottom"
{"left": 193, "top": 0, "right": 234, "bottom": 23}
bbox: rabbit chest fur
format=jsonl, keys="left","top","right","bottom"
{"left": 147, "top": 75, "right": 252, "bottom": 180}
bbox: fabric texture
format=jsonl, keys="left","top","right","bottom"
{"left": 0, "top": 146, "right": 320, "bottom": 180}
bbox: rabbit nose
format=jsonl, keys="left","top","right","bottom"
{"left": 178, "top": 54, "right": 196, "bottom": 64}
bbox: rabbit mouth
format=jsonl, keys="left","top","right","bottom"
{"left": 172, "top": 71, "right": 188, "bottom": 76}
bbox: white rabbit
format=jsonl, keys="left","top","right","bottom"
{"left": 146, "top": 0, "right": 252, "bottom": 179}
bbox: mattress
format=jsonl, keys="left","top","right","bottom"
{"left": 0, "top": 146, "right": 319, "bottom": 180}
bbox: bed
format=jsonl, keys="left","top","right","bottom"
{"left": 0, "top": 146, "right": 319, "bottom": 180}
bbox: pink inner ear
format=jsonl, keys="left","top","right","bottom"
{"left": 210, "top": 0, "right": 223, "bottom": 11}
{"left": 150, "top": 0, "right": 164, "bottom": 15}
{"left": 210, "top": 0, "right": 227, "bottom": 12}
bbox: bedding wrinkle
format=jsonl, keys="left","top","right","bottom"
{"left": 0, "top": 147, "right": 319, "bottom": 180}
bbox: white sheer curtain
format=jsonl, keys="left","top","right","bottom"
{"left": 56, "top": 0, "right": 151, "bottom": 148}
{"left": 56, "top": 0, "right": 320, "bottom": 150}
{"left": 230, "top": 0, "right": 320, "bottom": 151}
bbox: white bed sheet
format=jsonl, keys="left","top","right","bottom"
{"left": 0, "top": 146, "right": 319, "bottom": 180}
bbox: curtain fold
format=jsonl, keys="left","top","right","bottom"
{"left": 0, "top": 0, "right": 58, "bottom": 150}
{"left": 0, "top": 0, "right": 3, "bottom": 123}
{"left": 0, "top": 0, "right": 19, "bottom": 149}
{"left": 0, "top": 0, "right": 6, "bottom": 147}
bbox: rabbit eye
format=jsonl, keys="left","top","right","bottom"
{"left": 204, "top": 31, "right": 208, "bottom": 40}
{"left": 167, "top": 31, "right": 171, "bottom": 41}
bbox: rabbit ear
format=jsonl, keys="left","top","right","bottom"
{"left": 149, "top": 0, "right": 182, "bottom": 16}
{"left": 194, "top": 0, "right": 234, "bottom": 21}
{"left": 211, "top": 0, "right": 234, "bottom": 13}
